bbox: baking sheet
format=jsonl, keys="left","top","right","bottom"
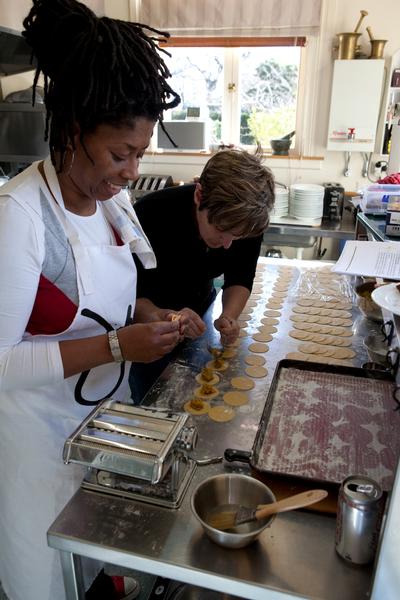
{"left": 253, "top": 360, "right": 399, "bottom": 491}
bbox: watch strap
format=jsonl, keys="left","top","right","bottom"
{"left": 108, "top": 329, "right": 124, "bottom": 363}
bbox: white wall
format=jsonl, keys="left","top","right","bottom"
{"left": 2, "top": 0, "right": 400, "bottom": 193}
{"left": 140, "top": 0, "right": 400, "bottom": 193}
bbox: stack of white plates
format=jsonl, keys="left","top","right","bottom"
{"left": 271, "top": 187, "right": 289, "bottom": 218}
{"left": 289, "top": 183, "right": 324, "bottom": 225}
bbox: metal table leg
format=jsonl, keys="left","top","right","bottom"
{"left": 59, "top": 551, "right": 86, "bottom": 600}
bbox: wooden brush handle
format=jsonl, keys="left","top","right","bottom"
{"left": 255, "top": 489, "right": 328, "bottom": 521}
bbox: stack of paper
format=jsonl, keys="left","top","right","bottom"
{"left": 332, "top": 241, "right": 400, "bottom": 280}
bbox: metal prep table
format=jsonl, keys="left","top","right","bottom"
{"left": 47, "top": 257, "right": 398, "bottom": 600}
{"left": 264, "top": 204, "right": 356, "bottom": 260}
{"left": 267, "top": 204, "right": 356, "bottom": 242}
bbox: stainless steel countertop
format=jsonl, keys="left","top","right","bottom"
{"left": 143, "top": 258, "right": 375, "bottom": 459}
{"left": 48, "top": 462, "right": 372, "bottom": 600}
{"left": 265, "top": 206, "right": 356, "bottom": 241}
{"left": 47, "top": 257, "right": 394, "bottom": 600}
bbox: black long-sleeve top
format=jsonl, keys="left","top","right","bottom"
{"left": 133, "top": 184, "right": 262, "bottom": 316}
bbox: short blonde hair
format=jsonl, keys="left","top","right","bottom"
{"left": 198, "top": 148, "right": 275, "bottom": 237}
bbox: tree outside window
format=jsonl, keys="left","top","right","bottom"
{"left": 162, "top": 44, "right": 301, "bottom": 150}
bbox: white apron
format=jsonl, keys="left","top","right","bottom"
{"left": 0, "top": 160, "right": 154, "bottom": 600}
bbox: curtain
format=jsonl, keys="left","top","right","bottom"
{"left": 136, "top": 0, "right": 322, "bottom": 36}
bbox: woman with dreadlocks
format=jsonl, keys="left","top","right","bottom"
{"left": 0, "top": 1, "right": 181, "bottom": 599}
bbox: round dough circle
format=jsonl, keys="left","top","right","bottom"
{"left": 245, "top": 299, "right": 258, "bottom": 308}
{"left": 223, "top": 391, "right": 249, "bottom": 406}
{"left": 230, "top": 376, "right": 255, "bottom": 391}
{"left": 239, "top": 329, "right": 248, "bottom": 338}
{"left": 264, "top": 310, "right": 281, "bottom": 318}
{"left": 244, "top": 354, "right": 266, "bottom": 366}
{"left": 206, "top": 359, "right": 229, "bottom": 371}
{"left": 208, "top": 405, "right": 236, "bottom": 422}
{"left": 258, "top": 325, "right": 277, "bottom": 334}
{"left": 266, "top": 302, "right": 283, "bottom": 309}
{"left": 194, "top": 385, "right": 219, "bottom": 400}
{"left": 252, "top": 332, "right": 273, "bottom": 343}
{"left": 195, "top": 372, "right": 220, "bottom": 386}
{"left": 261, "top": 317, "right": 279, "bottom": 326}
{"left": 245, "top": 365, "right": 268, "bottom": 378}
{"left": 273, "top": 285, "right": 289, "bottom": 292}
{"left": 248, "top": 342, "right": 269, "bottom": 353}
{"left": 184, "top": 399, "right": 210, "bottom": 415}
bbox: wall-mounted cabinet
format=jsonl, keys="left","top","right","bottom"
{"left": 375, "top": 48, "right": 400, "bottom": 156}
{"left": 327, "top": 59, "right": 385, "bottom": 152}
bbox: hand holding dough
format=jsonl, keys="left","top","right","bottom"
{"left": 214, "top": 314, "right": 240, "bottom": 346}
{"left": 174, "top": 307, "right": 207, "bottom": 339}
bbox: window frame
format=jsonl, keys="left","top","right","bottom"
{"left": 159, "top": 36, "right": 307, "bottom": 154}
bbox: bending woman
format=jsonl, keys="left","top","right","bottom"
{"left": 0, "top": 1, "right": 181, "bottom": 599}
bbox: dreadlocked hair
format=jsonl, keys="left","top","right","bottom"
{"left": 22, "top": 0, "right": 180, "bottom": 170}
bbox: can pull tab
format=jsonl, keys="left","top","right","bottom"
{"left": 349, "top": 483, "right": 378, "bottom": 497}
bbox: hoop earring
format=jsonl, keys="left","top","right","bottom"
{"left": 61, "top": 146, "right": 75, "bottom": 176}
{"left": 66, "top": 149, "right": 75, "bottom": 176}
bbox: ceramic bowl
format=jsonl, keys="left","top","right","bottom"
{"left": 270, "top": 138, "right": 292, "bottom": 155}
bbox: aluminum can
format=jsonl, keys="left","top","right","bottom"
{"left": 335, "top": 475, "right": 385, "bottom": 565}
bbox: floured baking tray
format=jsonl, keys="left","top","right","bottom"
{"left": 252, "top": 360, "right": 399, "bottom": 491}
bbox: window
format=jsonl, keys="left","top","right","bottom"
{"left": 159, "top": 38, "right": 303, "bottom": 152}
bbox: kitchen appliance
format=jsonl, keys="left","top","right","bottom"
{"left": 157, "top": 120, "right": 207, "bottom": 151}
{"left": 323, "top": 182, "right": 344, "bottom": 220}
{"left": 130, "top": 174, "right": 174, "bottom": 201}
{"left": 63, "top": 399, "right": 199, "bottom": 508}
{"left": 0, "top": 25, "right": 36, "bottom": 76}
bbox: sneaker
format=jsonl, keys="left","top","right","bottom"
{"left": 110, "top": 575, "right": 140, "bottom": 600}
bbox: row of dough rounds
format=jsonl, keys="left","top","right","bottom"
{"left": 184, "top": 263, "right": 295, "bottom": 421}
{"left": 285, "top": 267, "right": 356, "bottom": 366}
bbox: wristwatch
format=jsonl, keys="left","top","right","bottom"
{"left": 108, "top": 329, "right": 124, "bottom": 363}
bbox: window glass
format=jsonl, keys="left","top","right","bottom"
{"left": 162, "top": 44, "right": 301, "bottom": 150}
{"left": 163, "top": 47, "right": 224, "bottom": 143}
{"left": 239, "top": 47, "right": 300, "bottom": 146}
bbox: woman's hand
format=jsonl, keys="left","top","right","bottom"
{"left": 214, "top": 314, "right": 240, "bottom": 346}
{"left": 118, "top": 321, "right": 181, "bottom": 363}
{"left": 167, "top": 307, "right": 207, "bottom": 340}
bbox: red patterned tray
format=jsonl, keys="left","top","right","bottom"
{"left": 255, "top": 362, "right": 399, "bottom": 491}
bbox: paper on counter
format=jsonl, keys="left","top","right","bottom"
{"left": 332, "top": 240, "right": 400, "bottom": 280}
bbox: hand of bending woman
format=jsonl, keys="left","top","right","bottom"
{"left": 214, "top": 314, "right": 240, "bottom": 347}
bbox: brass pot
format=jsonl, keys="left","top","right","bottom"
{"left": 369, "top": 39, "right": 387, "bottom": 59}
{"left": 336, "top": 32, "right": 362, "bottom": 59}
